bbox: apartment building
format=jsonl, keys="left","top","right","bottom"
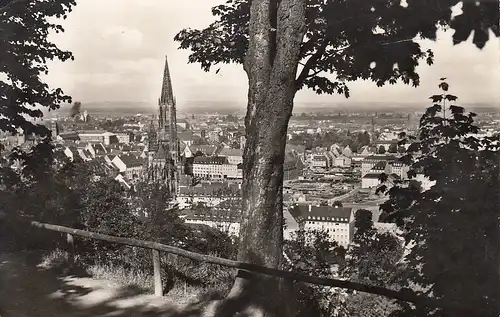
{"left": 192, "top": 156, "right": 242, "bottom": 179}
{"left": 289, "top": 204, "right": 355, "bottom": 247}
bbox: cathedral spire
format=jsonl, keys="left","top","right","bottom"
{"left": 150, "top": 53, "right": 179, "bottom": 197}
{"left": 159, "top": 55, "right": 175, "bottom": 106}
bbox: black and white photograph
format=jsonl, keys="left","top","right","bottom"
{"left": 0, "top": 0, "right": 498, "bottom": 316}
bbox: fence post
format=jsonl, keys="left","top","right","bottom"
{"left": 66, "top": 233, "right": 75, "bottom": 268}
{"left": 152, "top": 249, "right": 163, "bottom": 296}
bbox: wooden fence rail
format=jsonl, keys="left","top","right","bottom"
{"left": 30, "top": 221, "right": 480, "bottom": 315}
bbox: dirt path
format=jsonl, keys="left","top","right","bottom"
{"left": 0, "top": 253, "right": 208, "bottom": 317}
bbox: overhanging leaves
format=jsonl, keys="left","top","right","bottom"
{"left": 175, "top": 0, "right": 498, "bottom": 98}
{"left": 0, "top": 0, "right": 76, "bottom": 137}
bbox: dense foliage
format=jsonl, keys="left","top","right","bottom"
{"left": 175, "top": 0, "right": 498, "bottom": 96}
{"left": 70, "top": 101, "right": 82, "bottom": 118}
{"left": 0, "top": 0, "right": 75, "bottom": 137}
{"left": 344, "top": 209, "right": 404, "bottom": 317}
{"left": 0, "top": 147, "right": 238, "bottom": 289}
{"left": 379, "top": 81, "right": 500, "bottom": 316}
{"left": 284, "top": 230, "right": 348, "bottom": 317}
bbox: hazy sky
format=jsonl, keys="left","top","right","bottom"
{"left": 46, "top": 0, "right": 499, "bottom": 107}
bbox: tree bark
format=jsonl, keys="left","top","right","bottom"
{"left": 210, "top": 0, "right": 307, "bottom": 316}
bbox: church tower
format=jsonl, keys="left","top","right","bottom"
{"left": 158, "top": 54, "right": 179, "bottom": 163}
{"left": 148, "top": 55, "right": 180, "bottom": 197}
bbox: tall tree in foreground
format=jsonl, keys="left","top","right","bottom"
{"left": 0, "top": 0, "right": 75, "bottom": 137}
{"left": 379, "top": 80, "right": 499, "bottom": 316}
{"left": 175, "top": 1, "right": 498, "bottom": 315}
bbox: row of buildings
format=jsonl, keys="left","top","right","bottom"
{"left": 180, "top": 202, "right": 357, "bottom": 248}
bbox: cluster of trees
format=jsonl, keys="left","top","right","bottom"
{"left": 0, "top": 144, "right": 237, "bottom": 288}
{"left": 70, "top": 101, "right": 82, "bottom": 118}
{"left": 101, "top": 118, "right": 128, "bottom": 131}
{"left": 377, "top": 80, "right": 499, "bottom": 316}
{"left": 0, "top": 0, "right": 75, "bottom": 138}
{"left": 279, "top": 208, "right": 404, "bottom": 317}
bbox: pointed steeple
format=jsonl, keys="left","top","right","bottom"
{"left": 159, "top": 55, "right": 175, "bottom": 106}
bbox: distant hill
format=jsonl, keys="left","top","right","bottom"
{"left": 45, "top": 101, "right": 157, "bottom": 118}
{"left": 44, "top": 100, "right": 499, "bottom": 118}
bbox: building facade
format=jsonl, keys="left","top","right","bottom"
{"left": 116, "top": 132, "right": 132, "bottom": 144}
{"left": 311, "top": 155, "right": 328, "bottom": 168}
{"left": 78, "top": 131, "right": 118, "bottom": 145}
{"left": 218, "top": 148, "right": 243, "bottom": 165}
{"left": 361, "top": 155, "right": 397, "bottom": 176}
{"left": 192, "top": 156, "right": 242, "bottom": 179}
{"left": 290, "top": 204, "right": 355, "bottom": 247}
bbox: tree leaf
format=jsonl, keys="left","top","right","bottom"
{"left": 444, "top": 94, "right": 457, "bottom": 102}
{"left": 438, "top": 82, "right": 449, "bottom": 91}
{"left": 429, "top": 94, "right": 443, "bottom": 103}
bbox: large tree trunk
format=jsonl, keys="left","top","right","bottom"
{"left": 204, "top": 0, "right": 306, "bottom": 316}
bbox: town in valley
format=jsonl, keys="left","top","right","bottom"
{"left": 2, "top": 55, "right": 498, "bottom": 250}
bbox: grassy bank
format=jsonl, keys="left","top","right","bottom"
{"left": 39, "top": 249, "right": 233, "bottom": 304}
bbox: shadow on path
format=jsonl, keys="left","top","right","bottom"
{"left": 0, "top": 252, "right": 214, "bottom": 317}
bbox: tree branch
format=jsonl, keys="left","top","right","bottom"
{"left": 0, "top": 0, "right": 29, "bottom": 15}
{"left": 295, "top": 36, "right": 416, "bottom": 88}
{"left": 309, "top": 69, "right": 322, "bottom": 77}
{"left": 295, "top": 39, "right": 329, "bottom": 88}
{"left": 381, "top": 37, "right": 414, "bottom": 46}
